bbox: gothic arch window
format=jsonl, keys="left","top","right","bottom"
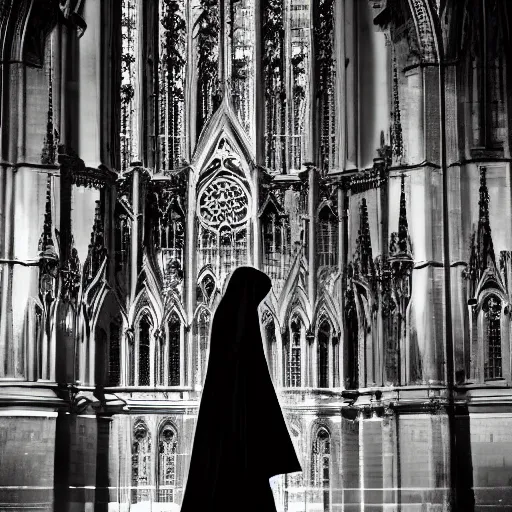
{"left": 196, "top": 308, "right": 211, "bottom": 384}
{"left": 317, "top": 204, "right": 338, "bottom": 268}
{"left": 35, "top": 304, "right": 44, "bottom": 381}
{"left": 197, "top": 273, "right": 216, "bottom": 305}
{"left": 136, "top": 313, "right": 152, "bottom": 387}
{"left": 262, "top": 310, "right": 278, "bottom": 382}
{"left": 345, "top": 289, "right": 358, "bottom": 390}
{"left": 156, "top": 329, "right": 166, "bottom": 386}
{"left": 261, "top": 204, "right": 292, "bottom": 284}
{"left": 160, "top": 198, "right": 186, "bottom": 271}
{"left": 196, "top": 147, "right": 251, "bottom": 282}
{"left": 157, "top": 0, "right": 188, "bottom": 171}
{"left": 157, "top": 422, "right": 178, "bottom": 503}
{"left": 108, "top": 317, "right": 122, "bottom": 387}
{"left": 483, "top": 295, "right": 503, "bottom": 380}
{"left": 168, "top": 312, "right": 181, "bottom": 386}
{"left": 285, "top": 314, "right": 302, "bottom": 388}
{"left": 311, "top": 428, "right": 331, "bottom": 512}
{"left": 317, "top": 318, "right": 330, "bottom": 388}
{"left": 132, "top": 420, "right": 151, "bottom": 503}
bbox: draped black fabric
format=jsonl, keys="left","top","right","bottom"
{"left": 180, "top": 266, "right": 302, "bottom": 511}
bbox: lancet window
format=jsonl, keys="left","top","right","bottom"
{"left": 317, "top": 204, "right": 338, "bottom": 268}
{"left": 132, "top": 420, "right": 151, "bottom": 503}
{"left": 108, "top": 319, "right": 122, "bottom": 387}
{"left": 317, "top": 319, "right": 330, "bottom": 388}
{"left": 137, "top": 314, "right": 152, "bottom": 386}
{"left": 285, "top": 315, "right": 302, "bottom": 387}
{"left": 158, "top": 423, "right": 178, "bottom": 502}
{"left": 35, "top": 304, "right": 44, "bottom": 380}
{"left": 483, "top": 295, "right": 503, "bottom": 380}
{"left": 158, "top": 0, "right": 188, "bottom": 171}
{"left": 311, "top": 428, "right": 331, "bottom": 512}
{"left": 261, "top": 204, "right": 292, "bottom": 285}
{"left": 263, "top": 0, "right": 311, "bottom": 173}
{"left": 159, "top": 197, "right": 185, "bottom": 270}
{"left": 262, "top": 310, "right": 278, "bottom": 383}
{"left": 197, "top": 308, "right": 211, "bottom": 384}
{"left": 168, "top": 313, "right": 181, "bottom": 386}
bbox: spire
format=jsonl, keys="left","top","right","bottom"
{"left": 41, "top": 40, "right": 58, "bottom": 165}
{"left": 83, "top": 200, "right": 107, "bottom": 289}
{"left": 476, "top": 166, "right": 496, "bottom": 272}
{"left": 355, "top": 198, "right": 374, "bottom": 278}
{"left": 463, "top": 166, "right": 498, "bottom": 293}
{"left": 38, "top": 176, "right": 57, "bottom": 257}
{"left": 397, "top": 173, "right": 411, "bottom": 255}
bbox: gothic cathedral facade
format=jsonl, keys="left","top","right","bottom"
{"left": 0, "top": 0, "right": 512, "bottom": 511}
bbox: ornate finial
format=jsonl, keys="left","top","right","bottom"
{"left": 462, "top": 166, "right": 498, "bottom": 294}
{"left": 355, "top": 198, "right": 374, "bottom": 278}
{"left": 38, "top": 175, "right": 59, "bottom": 300}
{"left": 41, "top": 41, "right": 59, "bottom": 165}
{"left": 477, "top": 166, "right": 496, "bottom": 272}
{"left": 83, "top": 200, "right": 107, "bottom": 289}
{"left": 39, "top": 176, "right": 56, "bottom": 256}
{"left": 61, "top": 245, "right": 81, "bottom": 305}
{"left": 397, "top": 173, "right": 410, "bottom": 254}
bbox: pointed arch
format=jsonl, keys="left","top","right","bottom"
{"left": 194, "top": 305, "right": 211, "bottom": 384}
{"left": 317, "top": 202, "right": 338, "bottom": 268}
{"left": 284, "top": 311, "right": 303, "bottom": 388}
{"left": 166, "top": 310, "right": 181, "bottom": 386}
{"left": 261, "top": 308, "right": 278, "bottom": 383}
{"left": 132, "top": 418, "right": 152, "bottom": 503}
{"left": 317, "top": 317, "right": 332, "bottom": 389}
{"left": 191, "top": 105, "right": 255, "bottom": 181}
{"left": 311, "top": 426, "right": 332, "bottom": 512}
{"left": 157, "top": 420, "right": 178, "bottom": 503}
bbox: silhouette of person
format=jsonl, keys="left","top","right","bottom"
{"left": 180, "top": 266, "right": 302, "bottom": 512}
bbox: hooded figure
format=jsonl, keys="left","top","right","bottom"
{"left": 180, "top": 266, "right": 302, "bottom": 511}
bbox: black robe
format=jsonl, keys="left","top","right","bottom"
{"left": 180, "top": 266, "right": 302, "bottom": 511}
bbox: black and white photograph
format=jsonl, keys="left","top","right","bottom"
{"left": 0, "top": 0, "right": 511, "bottom": 510}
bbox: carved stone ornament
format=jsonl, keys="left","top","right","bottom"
{"left": 58, "top": 145, "right": 117, "bottom": 189}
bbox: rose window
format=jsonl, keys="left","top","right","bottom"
{"left": 197, "top": 176, "right": 249, "bottom": 231}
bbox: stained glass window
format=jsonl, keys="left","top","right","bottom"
{"left": 317, "top": 205, "right": 338, "bottom": 268}
{"left": 158, "top": 423, "right": 177, "bottom": 502}
{"left": 484, "top": 295, "right": 502, "bottom": 380}
{"left": 318, "top": 319, "right": 330, "bottom": 388}
{"left": 138, "top": 315, "right": 151, "bottom": 386}
{"left": 168, "top": 313, "right": 181, "bottom": 386}
{"left": 132, "top": 420, "right": 151, "bottom": 503}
